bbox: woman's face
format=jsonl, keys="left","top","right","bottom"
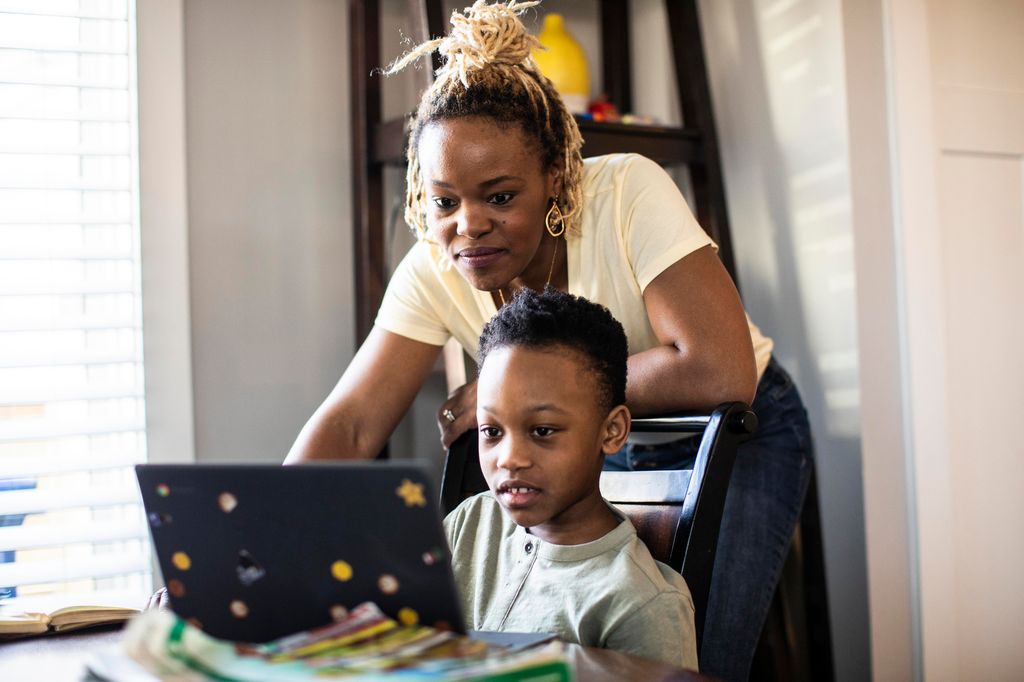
{"left": 417, "top": 117, "right": 560, "bottom": 293}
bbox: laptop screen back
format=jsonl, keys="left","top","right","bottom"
{"left": 136, "top": 462, "right": 465, "bottom": 642}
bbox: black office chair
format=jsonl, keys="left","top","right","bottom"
{"left": 440, "top": 401, "right": 758, "bottom": 650}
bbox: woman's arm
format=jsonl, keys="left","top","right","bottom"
{"left": 627, "top": 245, "right": 757, "bottom": 416}
{"left": 284, "top": 327, "right": 442, "bottom": 463}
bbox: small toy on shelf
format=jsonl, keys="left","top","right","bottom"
{"left": 587, "top": 94, "right": 621, "bottom": 123}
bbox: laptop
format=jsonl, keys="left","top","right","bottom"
{"left": 136, "top": 462, "right": 468, "bottom": 643}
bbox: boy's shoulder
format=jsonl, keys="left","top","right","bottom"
{"left": 599, "top": 509, "right": 693, "bottom": 606}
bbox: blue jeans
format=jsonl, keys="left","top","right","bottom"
{"left": 605, "top": 357, "right": 812, "bottom": 681}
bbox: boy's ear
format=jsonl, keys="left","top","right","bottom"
{"left": 600, "top": 405, "right": 631, "bottom": 455}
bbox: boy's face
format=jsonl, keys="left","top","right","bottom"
{"left": 476, "top": 344, "right": 630, "bottom": 545}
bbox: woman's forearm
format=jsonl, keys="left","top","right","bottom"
{"left": 631, "top": 247, "right": 758, "bottom": 416}
{"left": 284, "top": 327, "right": 443, "bottom": 464}
{"left": 625, "top": 344, "right": 757, "bottom": 417}
{"left": 284, "top": 403, "right": 381, "bottom": 463}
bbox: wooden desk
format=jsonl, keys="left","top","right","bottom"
{"left": 0, "top": 626, "right": 706, "bottom": 681}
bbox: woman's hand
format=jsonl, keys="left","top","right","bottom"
{"left": 437, "top": 379, "right": 478, "bottom": 449}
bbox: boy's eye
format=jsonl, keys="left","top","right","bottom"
{"left": 531, "top": 426, "right": 556, "bottom": 438}
{"left": 479, "top": 426, "right": 502, "bottom": 439}
{"left": 488, "top": 192, "right": 514, "bottom": 206}
{"left": 431, "top": 196, "right": 456, "bottom": 210}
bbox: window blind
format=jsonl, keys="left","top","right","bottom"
{"left": 0, "top": 0, "right": 150, "bottom": 613}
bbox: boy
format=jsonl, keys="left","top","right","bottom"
{"left": 444, "top": 288, "right": 699, "bottom": 669}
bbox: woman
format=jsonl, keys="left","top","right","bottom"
{"left": 286, "top": 2, "right": 811, "bottom": 679}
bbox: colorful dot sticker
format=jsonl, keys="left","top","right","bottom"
{"left": 395, "top": 479, "right": 427, "bottom": 508}
{"left": 218, "top": 492, "right": 238, "bottom": 513}
{"left": 422, "top": 548, "right": 444, "bottom": 566}
{"left": 331, "top": 560, "right": 353, "bottom": 582}
{"left": 230, "top": 600, "right": 249, "bottom": 618}
{"left": 167, "top": 579, "right": 186, "bottom": 598}
{"left": 172, "top": 551, "right": 191, "bottom": 571}
{"left": 330, "top": 605, "right": 349, "bottom": 622}
{"left": 377, "top": 574, "right": 399, "bottom": 595}
{"left": 397, "top": 607, "right": 419, "bottom": 626}
{"left": 156, "top": 484, "right": 170, "bottom": 497}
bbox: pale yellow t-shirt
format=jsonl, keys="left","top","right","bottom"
{"left": 376, "top": 153, "right": 773, "bottom": 377}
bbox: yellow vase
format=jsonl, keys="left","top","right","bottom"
{"left": 532, "top": 13, "right": 590, "bottom": 114}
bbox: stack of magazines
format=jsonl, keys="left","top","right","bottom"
{"left": 87, "top": 602, "right": 572, "bottom": 681}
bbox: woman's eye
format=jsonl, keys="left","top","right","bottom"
{"left": 531, "top": 426, "right": 555, "bottom": 438}
{"left": 480, "top": 426, "right": 501, "bottom": 439}
{"left": 488, "top": 192, "right": 514, "bottom": 206}
{"left": 431, "top": 196, "right": 456, "bottom": 210}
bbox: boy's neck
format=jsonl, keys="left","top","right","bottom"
{"left": 527, "top": 497, "right": 620, "bottom": 546}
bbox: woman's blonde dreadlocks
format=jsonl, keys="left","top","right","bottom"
{"left": 387, "top": 0, "right": 585, "bottom": 240}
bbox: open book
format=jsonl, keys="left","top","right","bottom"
{"left": 0, "top": 605, "right": 138, "bottom": 638}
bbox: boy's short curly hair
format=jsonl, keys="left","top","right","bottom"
{"left": 479, "top": 288, "right": 628, "bottom": 411}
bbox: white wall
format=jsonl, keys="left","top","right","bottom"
{"left": 137, "top": 0, "right": 196, "bottom": 466}
{"left": 183, "top": 0, "right": 354, "bottom": 463}
{"left": 840, "top": 0, "right": 919, "bottom": 677}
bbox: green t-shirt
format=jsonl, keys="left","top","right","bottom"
{"left": 444, "top": 492, "right": 699, "bottom": 670}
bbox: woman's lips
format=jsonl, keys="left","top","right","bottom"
{"left": 457, "top": 247, "right": 504, "bottom": 269}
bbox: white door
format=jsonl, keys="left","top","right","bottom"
{"left": 929, "top": 0, "right": 1024, "bottom": 678}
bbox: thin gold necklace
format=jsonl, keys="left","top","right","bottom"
{"left": 497, "top": 236, "right": 560, "bottom": 307}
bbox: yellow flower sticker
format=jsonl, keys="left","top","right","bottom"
{"left": 395, "top": 479, "right": 426, "bottom": 507}
{"left": 172, "top": 551, "right": 191, "bottom": 571}
{"left": 331, "top": 560, "right": 353, "bottom": 582}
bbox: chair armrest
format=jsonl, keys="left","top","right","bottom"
{"left": 632, "top": 405, "right": 758, "bottom": 435}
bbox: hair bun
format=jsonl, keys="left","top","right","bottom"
{"left": 440, "top": 0, "right": 541, "bottom": 79}
{"left": 388, "top": 1, "right": 542, "bottom": 86}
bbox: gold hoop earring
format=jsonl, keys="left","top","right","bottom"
{"left": 545, "top": 199, "right": 565, "bottom": 237}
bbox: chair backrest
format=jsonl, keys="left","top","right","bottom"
{"left": 439, "top": 401, "right": 757, "bottom": 650}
